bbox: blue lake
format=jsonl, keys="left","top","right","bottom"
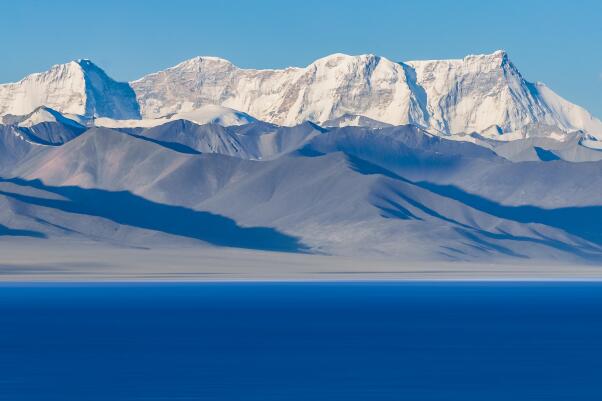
{"left": 1, "top": 282, "right": 601, "bottom": 400}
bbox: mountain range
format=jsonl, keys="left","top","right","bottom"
{"left": 1, "top": 51, "right": 602, "bottom": 263}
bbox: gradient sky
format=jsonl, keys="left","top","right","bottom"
{"left": 2, "top": 0, "right": 601, "bottom": 117}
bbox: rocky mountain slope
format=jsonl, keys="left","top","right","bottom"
{"left": 0, "top": 121, "right": 600, "bottom": 262}
{"left": 2, "top": 53, "right": 602, "bottom": 263}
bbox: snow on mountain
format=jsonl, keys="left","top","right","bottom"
{"left": 0, "top": 106, "right": 84, "bottom": 128}
{"left": 0, "top": 106, "right": 87, "bottom": 146}
{"left": 131, "top": 51, "right": 602, "bottom": 139}
{"left": 169, "top": 105, "right": 256, "bottom": 126}
{"left": 406, "top": 51, "right": 602, "bottom": 138}
{"left": 3, "top": 52, "right": 602, "bottom": 262}
{"left": 131, "top": 54, "right": 427, "bottom": 126}
{"left": 532, "top": 82, "right": 602, "bottom": 136}
{"left": 0, "top": 60, "right": 140, "bottom": 119}
{"left": 95, "top": 104, "right": 256, "bottom": 128}
{"left": 3, "top": 52, "right": 601, "bottom": 141}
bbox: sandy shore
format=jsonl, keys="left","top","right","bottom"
{"left": 0, "top": 238, "right": 601, "bottom": 281}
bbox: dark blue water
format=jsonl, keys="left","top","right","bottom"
{"left": 1, "top": 282, "right": 602, "bottom": 401}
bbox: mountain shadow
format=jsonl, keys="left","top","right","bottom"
{"left": 125, "top": 132, "right": 202, "bottom": 155}
{"left": 415, "top": 179, "right": 602, "bottom": 247}
{"left": 0, "top": 178, "right": 306, "bottom": 253}
{"left": 346, "top": 155, "right": 602, "bottom": 260}
{"left": 534, "top": 147, "right": 560, "bottom": 161}
{"left": 0, "top": 223, "right": 45, "bottom": 239}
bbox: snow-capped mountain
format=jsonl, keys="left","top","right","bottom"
{"left": 0, "top": 106, "right": 86, "bottom": 146}
{"left": 94, "top": 104, "right": 257, "bottom": 128}
{"left": 1, "top": 51, "right": 601, "bottom": 140}
{"left": 131, "top": 51, "right": 602, "bottom": 139}
{"left": 0, "top": 59, "right": 140, "bottom": 120}
{"left": 2, "top": 106, "right": 83, "bottom": 128}
{"left": 131, "top": 54, "right": 426, "bottom": 128}
{"left": 2, "top": 52, "right": 602, "bottom": 263}
{"left": 406, "top": 51, "right": 602, "bottom": 138}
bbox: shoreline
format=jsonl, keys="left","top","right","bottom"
{"left": 3, "top": 278, "right": 602, "bottom": 283}
{"left": 1, "top": 238, "right": 601, "bottom": 282}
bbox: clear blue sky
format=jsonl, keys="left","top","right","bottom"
{"left": 2, "top": 0, "right": 601, "bottom": 117}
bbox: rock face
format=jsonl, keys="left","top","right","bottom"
{"left": 0, "top": 59, "right": 140, "bottom": 119}
{"left": 131, "top": 51, "right": 602, "bottom": 139}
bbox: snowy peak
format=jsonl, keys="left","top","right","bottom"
{"left": 169, "top": 105, "right": 256, "bottom": 126}
{"left": 13, "top": 106, "right": 84, "bottom": 128}
{"left": 131, "top": 52, "right": 426, "bottom": 127}
{"left": 0, "top": 60, "right": 140, "bottom": 120}
{"left": 133, "top": 56, "right": 236, "bottom": 83}
{"left": 465, "top": 49, "right": 509, "bottom": 64}
{"left": 94, "top": 104, "right": 257, "bottom": 128}
{"left": 76, "top": 59, "right": 141, "bottom": 119}
{"left": 405, "top": 50, "right": 539, "bottom": 135}
{"left": 2, "top": 51, "right": 602, "bottom": 141}
{"left": 309, "top": 52, "right": 380, "bottom": 68}
{"left": 322, "top": 113, "right": 393, "bottom": 129}
{"left": 129, "top": 50, "right": 602, "bottom": 139}
{"left": 0, "top": 61, "right": 87, "bottom": 117}
{"left": 405, "top": 50, "right": 602, "bottom": 138}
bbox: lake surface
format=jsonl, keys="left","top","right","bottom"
{"left": 1, "top": 282, "right": 601, "bottom": 401}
